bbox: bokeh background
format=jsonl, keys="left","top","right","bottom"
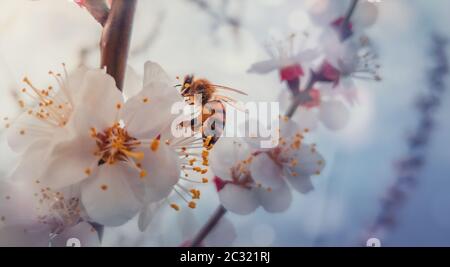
{"left": 0, "top": 0, "right": 449, "bottom": 246}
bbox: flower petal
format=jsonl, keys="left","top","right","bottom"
{"left": 294, "top": 107, "right": 319, "bottom": 132}
{"left": 39, "top": 135, "right": 98, "bottom": 189}
{"left": 286, "top": 174, "right": 314, "bottom": 194}
{"left": 319, "top": 100, "right": 350, "bottom": 130}
{"left": 9, "top": 140, "right": 54, "bottom": 183}
{"left": 210, "top": 138, "right": 250, "bottom": 181}
{"left": 289, "top": 144, "right": 325, "bottom": 177}
{"left": 74, "top": 69, "right": 124, "bottom": 131}
{"left": 140, "top": 143, "right": 180, "bottom": 203}
{"left": 0, "top": 180, "right": 40, "bottom": 226}
{"left": 138, "top": 201, "right": 164, "bottom": 232}
{"left": 143, "top": 61, "right": 173, "bottom": 88}
{"left": 248, "top": 59, "right": 279, "bottom": 74}
{"left": 257, "top": 182, "right": 292, "bottom": 213}
{"left": 123, "top": 65, "right": 143, "bottom": 99}
{"left": 50, "top": 222, "right": 100, "bottom": 247}
{"left": 81, "top": 162, "right": 142, "bottom": 227}
{"left": 353, "top": 2, "right": 378, "bottom": 30}
{"left": 6, "top": 112, "right": 55, "bottom": 153}
{"left": 249, "top": 153, "right": 284, "bottom": 189}
{"left": 218, "top": 184, "right": 259, "bottom": 215}
{"left": 122, "top": 82, "right": 184, "bottom": 140}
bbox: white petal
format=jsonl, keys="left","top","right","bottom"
{"left": 353, "top": 2, "right": 378, "bottom": 30}
{"left": 123, "top": 65, "right": 143, "bottom": 99}
{"left": 140, "top": 143, "right": 180, "bottom": 203}
{"left": 218, "top": 184, "right": 259, "bottom": 215}
{"left": 50, "top": 222, "right": 100, "bottom": 247}
{"left": 289, "top": 144, "right": 325, "bottom": 177}
{"left": 9, "top": 140, "right": 53, "bottom": 183}
{"left": 74, "top": 69, "right": 124, "bottom": 131}
{"left": 247, "top": 59, "right": 279, "bottom": 74}
{"left": 249, "top": 153, "right": 284, "bottom": 189}
{"left": 210, "top": 138, "right": 250, "bottom": 180}
{"left": 138, "top": 201, "right": 164, "bottom": 232}
{"left": 279, "top": 118, "right": 301, "bottom": 139}
{"left": 39, "top": 136, "right": 98, "bottom": 189}
{"left": 286, "top": 174, "right": 314, "bottom": 194}
{"left": 293, "top": 107, "right": 319, "bottom": 132}
{"left": 257, "top": 182, "right": 292, "bottom": 213}
{"left": 6, "top": 112, "right": 54, "bottom": 153}
{"left": 0, "top": 225, "right": 50, "bottom": 247}
{"left": 122, "top": 82, "right": 184, "bottom": 139}
{"left": 319, "top": 100, "right": 350, "bottom": 130}
{"left": 293, "top": 48, "right": 320, "bottom": 63}
{"left": 81, "top": 162, "right": 142, "bottom": 227}
{"left": 143, "top": 61, "right": 173, "bottom": 88}
{"left": 204, "top": 216, "right": 236, "bottom": 247}
{"left": 65, "top": 65, "right": 89, "bottom": 103}
{"left": 0, "top": 180, "right": 40, "bottom": 225}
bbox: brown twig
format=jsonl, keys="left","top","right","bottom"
{"left": 190, "top": 205, "right": 227, "bottom": 247}
{"left": 100, "top": 0, "right": 137, "bottom": 91}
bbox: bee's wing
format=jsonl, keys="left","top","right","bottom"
{"left": 212, "top": 84, "right": 248, "bottom": 96}
{"left": 214, "top": 95, "right": 248, "bottom": 113}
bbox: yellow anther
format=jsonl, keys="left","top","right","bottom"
{"left": 202, "top": 178, "right": 208, "bottom": 183}
{"left": 150, "top": 139, "right": 160, "bottom": 151}
{"left": 193, "top": 167, "right": 202, "bottom": 172}
{"left": 188, "top": 201, "right": 196, "bottom": 209}
{"left": 170, "top": 203, "right": 180, "bottom": 211}
{"left": 139, "top": 170, "right": 147, "bottom": 178}
{"left": 190, "top": 189, "right": 201, "bottom": 199}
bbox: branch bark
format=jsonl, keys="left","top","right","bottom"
{"left": 100, "top": 0, "right": 137, "bottom": 91}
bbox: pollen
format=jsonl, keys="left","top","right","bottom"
{"left": 116, "top": 103, "right": 122, "bottom": 110}
{"left": 100, "top": 184, "right": 108, "bottom": 191}
{"left": 84, "top": 168, "right": 92, "bottom": 176}
{"left": 202, "top": 178, "right": 208, "bottom": 183}
{"left": 170, "top": 203, "right": 180, "bottom": 211}
{"left": 142, "top": 97, "right": 149, "bottom": 103}
{"left": 19, "top": 130, "right": 25, "bottom": 135}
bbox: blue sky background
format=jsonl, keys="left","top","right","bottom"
{"left": 0, "top": 0, "right": 449, "bottom": 246}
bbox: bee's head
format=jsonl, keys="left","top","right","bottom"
{"left": 181, "top": 75, "right": 195, "bottom": 96}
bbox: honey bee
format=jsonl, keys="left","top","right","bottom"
{"left": 179, "top": 75, "right": 247, "bottom": 149}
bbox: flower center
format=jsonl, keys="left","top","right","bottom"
{"left": 92, "top": 123, "right": 144, "bottom": 165}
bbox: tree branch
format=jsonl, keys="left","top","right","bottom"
{"left": 100, "top": 0, "right": 137, "bottom": 91}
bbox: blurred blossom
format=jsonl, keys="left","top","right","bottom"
{"left": 0, "top": 180, "right": 99, "bottom": 247}
{"left": 248, "top": 33, "right": 319, "bottom": 88}
{"left": 210, "top": 118, "right": 325, "bottom": 215}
